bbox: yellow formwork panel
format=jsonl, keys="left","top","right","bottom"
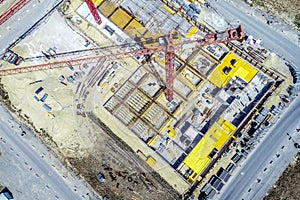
{"left": 146, "top": 156, "right": 157, "bottom": 168}
{"left": 110, "top": 8, "right": 132, "bottom": 29}
{"left": 218, "top": 117, "right": 236, "bottom": 133}
{"left": 124, "top": 19, "right": 147, "bottom": 37}
{"left": 187, "top": 27, "right": 198, "bottom": 37}
{"left": 92, "top": 0, "right": 104, "bottom": 6}
{"left": 182, "top": 119, "right": 236, "bottom": 181}
{"left": 99, "top": 1, "right": 116, "bottom": 17}
{"left": 197, "top": 0, "right": 206, "bottom": 4}
{"left": 162, "top": 5, "right": 175, "bottom": 15}
{"left": 147, "top": 134, "right": 159, "bottom": 146}
{"left": 208, "top": 51, "right": 258, "bottom": 88}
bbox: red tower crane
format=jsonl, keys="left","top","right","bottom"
{"left": 0, "top": 0, "right": 31, "bottom": 26}
{"left": 0, "top": 25, "right": 244, "bottom": 101}
{"left": 85, "top": 0, "right": 102, "bottom": 25}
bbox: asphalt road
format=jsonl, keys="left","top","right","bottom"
{"left": 0, "top": 104, "right": 83, "bottom": 200}
{"left": 217, "top": 96, "right": 300, "bottom": 200}
{"left": 0, "top": 0, "right": 62, "bottom": 55}
{"left": 207, "top": 0, "right": 300, "bottom": 68}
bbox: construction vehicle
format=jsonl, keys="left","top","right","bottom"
{"left": 0, "top": 25, "right": 244, "bottom": 101}
{"left": 85, "top": 0, "right": 102, "bottom": 25}
{"left": 2, "top": 50, "right": 24, "bottom": 66}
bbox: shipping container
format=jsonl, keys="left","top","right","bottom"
{"left": 43, "top": 104, "right": 52, "bottom": 112}
{"left": 34, "top": 96, "right": 40, "bottom": 102}
{"left": 35, "top": 87, "right": 44, "bottom": 95}
{"left": 40, "top": 93, "right": 48, "bottom": 102}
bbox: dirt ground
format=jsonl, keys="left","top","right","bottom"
{"left": 0, "top": 3, "right": 183, "bottom": 199}
{"left": 66, "top": 113, "right": 181, "bottom": 200}
{"left": 247, "top": 0, "right": 300, "bottom": 28}
{"left": 0, "top": 78, "right": 180, "bottom": 200}
{"left": 264, "top": 153, "right": 300, "bottom": 200}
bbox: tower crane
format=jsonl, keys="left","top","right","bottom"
{"left": 0, "top": 24, "right": 244, "bottom": 101}
{"left": 85, "top": 0, "right": 102, "bottom": 25}
{"left": 0, "top": 0, "right": 32, "bottom": 26}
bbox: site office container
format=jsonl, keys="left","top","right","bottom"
{"left": 2, "top": 50, "right": 24, "bottom": 65}
{"left": 14, "top": 56, "right": 24, "bottom": 65}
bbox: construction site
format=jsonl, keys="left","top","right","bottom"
{"left": 0, "top": 0, "right": 295, "bottom": 199}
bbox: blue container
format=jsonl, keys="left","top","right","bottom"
{"left": 43, "top": 104, "right": 52, "bottom": 112}
{"left": 34, "top": 96, "right": 40, "bottom": 102}
{"left": 35, "top": 87, "right": 44, "bottom": 95}
{"left": 40, "top": 93, "right": 48, "bottom": 102}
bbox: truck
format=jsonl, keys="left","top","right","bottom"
{"left": 2, "top": 50, "right": 24, "bottom": 65}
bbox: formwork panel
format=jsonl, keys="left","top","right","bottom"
{"left": 110, "top": 8, "right": 132, "bottom": 29}
{"left": 181, "top": 119, "right": 235, "bottom": 180}
{"left": 92, "top": 0, "right": 104, "bottom": 6}
{"left": 99, "top": 0, "right": 116, "bottom": 17}
{"left": 124, "top": 19, "right": 146, "bottom": 37}
{"left": 208, "top": 52, "right": 258, "bottom": 88}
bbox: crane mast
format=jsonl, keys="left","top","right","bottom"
{"left": 85, "top": 0, "right": 102, "bottom": 25}
{"left": 0, "top": 25, "right": 244, "bottom": 101}
{"left": 165, "top": 30, "right": 176, "bottom": 101}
